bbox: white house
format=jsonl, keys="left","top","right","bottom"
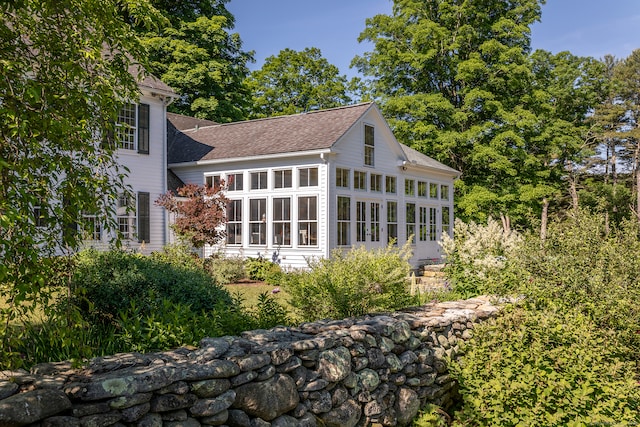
{"left": 167, "top": 102, "right": 459, "bottom": 269}
{"left": 80, "top": 71, "right": 177, "bottom": 253}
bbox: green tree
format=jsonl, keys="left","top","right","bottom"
{"left": 0, "top": 0, "right": 162, "bottom": 354}
{"left": 140, "top": 0, "right": 253, "bottom": 122}
{"left": 353, "top": 0, "right": 603, "bottom": 229}
{"left": 246, "top": 47, "right": 354, "bottom": 118}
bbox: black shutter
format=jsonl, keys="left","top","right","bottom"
{"left": 137, "top": 192, "right": 150, "bottom": 243}
{"left": 138, "top": 104, "right": 149, "bottom": 154}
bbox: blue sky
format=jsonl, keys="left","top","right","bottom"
{"left": 227, "top": 0, "right": 640, "bottom": 79}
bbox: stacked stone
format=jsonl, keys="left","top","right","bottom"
{"left": 0, "top": 297, "right": 500, "bottom": 427}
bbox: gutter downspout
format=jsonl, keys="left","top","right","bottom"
{"left": 161, "top": 95, "right": 176, "bottom": 247}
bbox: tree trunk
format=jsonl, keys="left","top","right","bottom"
{"left": 540, "top": 198, "right": 549, "bottom": 242}
{"left": 500, "top": 213, "right": 511, "bottom": 235}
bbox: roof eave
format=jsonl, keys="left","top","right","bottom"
{"left": 169, "top": 148, "right": 332, "bottom": 169}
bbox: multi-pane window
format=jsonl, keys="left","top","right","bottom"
{"left": 386, "top": 176, "right": 396, "bottom": 194}
{"left": 419, "top": 206, "right": 427, "bottom": 242}
{"left": 298, "top": 196, "right": 317, "bottom": 246}
{"left": 249, "top": 198, "right": 267, "bottom": 244}
{"left": 406, "top": 203, "right": 416, "bottom": 243}
{"left": 336, "top": 168, "right": 350, "bottom": 188}
{"left": 430, "top": 207, "right": 437, "bottom": 241}
{"left": 274, "top": 169, "right": 292, "bottom": 189}
{"left": 356, "top": 201, "right": 367, "bottom": 242}
{"left": 418, "top": 181, "right": 427, "bottom": 197}
{"left": 116, "top": 103, "right": 149, "bottom": 153}
{"left": 251, "top": 171, "right": 268, "bottom": 190}
{"left": 337, "top": 196, "right": 350, "bottom": 246}
{"left": 273, "top": 198, "right": 291, "bottom": 246}
{"left": 387, "top": 201, "right": 397, "bottom": 245}
{"left": 370, "top": 174, "right": 382, "bottom": 192}
{"left": 405, "top": 179, "right": 415, "bottom": 196}
{"left": 117, "top": 193, "right": 135, "bottom": 240}
{"left": 430, "top": 183, "right": 438, "bottom": 199}
{"left": 205, "top": 175, "right": 221, "bottom": 188}
{"left": 354, "top": 171, "right": 367, "bottom": 190}
{"left": 82, "top": 213, "right": 101, "bottom": 241}
{"left": 116, "top": 103, "right": 136, "bottom": 150}
{"left": 299, "top": 167, "right": 318, "bottom": 187}
{"left": 227, "top": 173, "right": 243, "bottom": 191}
{"left": 226, "top": 199, "right": 242, "bottom": 245}
{"left": 364, "top": 124, "right": 375, "bottom": 166}
{"left": 137, "top": 192, "right": 150, "bottom": 243}
{"left": 370, "top": 202, "right": 380, "bottom": 242}
{"left": 442, "top": 206, "right": 451, "bottom": 236}
{"left": 441, "top": 184, "right": 450, "bottom": 201}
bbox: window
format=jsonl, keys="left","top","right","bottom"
{"left": 116, "top": 103, "right": 149, "bottom": 153}
{"left": 298, "top": 196, "right": 317, "bottom": 246}
{"left": 251, "top": 171, "right": 268, "bottom": 190}
{"left": 82, "top": 212, "right": 102, "bottom": 241}
{"left": 356, "top": 201, "right": 367, "bottom": 242}
{"left": 299, "top": 167, "right": 318, "bottom": 187}
{"left": 430, "top": 183, "right": 438, "bottom": 199}
{"left": 418, "top": 181, "right": 427, "bottom": 197}
{"left": 406, "top": 203, "right": 416, "bottom": 243}
{"left": 249, "top": 199, "right": 267, "bottom": 244}
{"left": 386, "top": 176, "right": 396, "bottom": 194}
{"left": 117, "top": 193, "right": 135, "bottom": 240}
{"left": 274, "top": 169, "right": 292, "bottom": 189}
{"left": 370, "top": 202, "right": 380, "bottom": 242}
{"left": 116, "top": 103, "right": 135, "bottom": 150}
{"left": 273, "top": 198, "right": 291, "bottom": 246}
{"left": 387, "top": 201, "right": 397, "bottom": 245}
{"left": 405, "top": 179, "right": 415, "bottom": 196}
{"left": 354, "top": 171, "right": 367, "bottom": 191}
{"left": 33, "top": 198, "right": 46, "bottom": 228}
{"left": 442, "top": 206, "right": 451, "bottom": 236}
{"left": 137, "top": 192, "right": 150, "bottom": 243}
{"left": 370, "top": 174, "right": 382, "bottom": 192}
{"left": 419, "top": 206, "right": 427, "bottom": 242}
{"left": 441, "top": 184, "right": 450, "bottom": 201}
{"left": 430, "top": 207, "right": 437, "bottom": 241}
{"left": 364, "top": 124, "right": 375, "bottom": 166}
{"left": 337, "top": 196, "right": 350, "bottom": 246}
{"left": 226, "top": 199, "right": 242, "bottom": 245}
{"left": 336, "top": 168, "right": 350, "bottom": 188}
{"left": 205, "top": 175, "right": 221, "bottom": 188}
{"left": 227, "top": 173, "right": 243, "bottom": 191}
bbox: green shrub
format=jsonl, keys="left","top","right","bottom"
{"left": 284, "top": 242, "right": 417, "bottom": 321}
{"left": 250, "top": 291, "right": 290, "bottom": 329}
{"left": 70, "top": 247, "right": 232, "bottom": 322}
{"left": 245, "top": 257, "right": 281, "bottom": 282}
{"left": 204, "top": 255, "right": 246, "bottom": 284}
{"left": 451, "top": 307, "right": 640, "bottom": 426}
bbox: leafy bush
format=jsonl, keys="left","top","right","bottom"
{"left": 284, "top": 243, "right": 417, "bottom": 321}
{"left": 249, "top": 291, "right": 290, "bottom": 329}
{"left": 245, "top": 257, "right": 281, "bottom": 282}
{"left": 515, "top": 211, "right": 640, "bottom": 352}
{"left": 204, "top": 255, "right": 246, "bottom": 284}
{"left": 70, "top": 247, "right": 233, "bottom": 321}
{"left": 452, "top": 307, "right": 640, "bottom": 426}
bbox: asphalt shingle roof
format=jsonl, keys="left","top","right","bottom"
{"left": 168, "top": 103, "right": 374, "bottom": 164}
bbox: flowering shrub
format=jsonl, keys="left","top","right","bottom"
{"left": 439, "top": 217, "right": 523, "bottom": 296}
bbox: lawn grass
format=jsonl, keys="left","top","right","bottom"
{"left": 223, "top": 280, "right": 291, "bottom": 309}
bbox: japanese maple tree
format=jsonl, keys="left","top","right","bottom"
{"left": 156, "top": 183, "right": 229, "bottom": 248}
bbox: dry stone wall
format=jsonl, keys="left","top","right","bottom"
{"left": 0, "top": 297, "right": 500, "bottom": 427}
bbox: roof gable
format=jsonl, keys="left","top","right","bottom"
{"left": 168, "top": 103, "right": 373, "bottom": 164}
